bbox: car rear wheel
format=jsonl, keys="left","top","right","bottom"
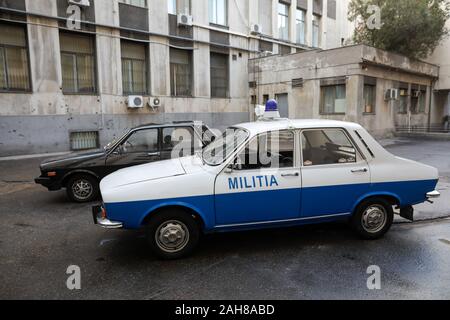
{"left": 66, "top": 174, "right": 99, "bottom": 203}
{"left": 351, "top": 198, "right": 394, "bottom": 240}
{"left": 146, "top": 210, "right": 200, "bottom": 260}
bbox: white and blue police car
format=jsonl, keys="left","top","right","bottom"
{"left": 93, "top": 100, "right": 440, "bottom": 259}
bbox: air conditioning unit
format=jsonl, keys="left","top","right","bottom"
{"left": 148, "top": 97, "right": 161, "bottom": 111}
{"left": 251, "top": 24, "right": 262, "bottom": 35}
{"left": 68, "top": 0, "right": 90, "bottom": 7}
{"left": 384, "top": 88, "right": 399, "bottom": 101}
{"left": 399, "top": 89, "right": 408, "bottom": 97}
{"left": 177, "top": 13, "right": 193, "bottom": 27}
{"left": 127, "top": 96, "right": 144, "bottom": 108}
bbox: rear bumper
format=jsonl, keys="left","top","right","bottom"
{"left": 34, "top": 177, "right": 62, "bottom": 191}
{"left": 92, "top": 205, "right": 123, "bottom": 229}
{"left": 426, "top": 190, "right": 441, "bottom": 199}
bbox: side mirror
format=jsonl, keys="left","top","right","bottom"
{"left": 224, "top": 164, "right": 233, "bottom": 174}
{"left": 112, "top": 146, "right": 123, "bottom": 156}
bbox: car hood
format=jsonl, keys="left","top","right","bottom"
{"left": 100, "top": 158, "right": 187, "bottom": 190}
{"left": 40, "top": 150, "right": 105, "bottom": 170}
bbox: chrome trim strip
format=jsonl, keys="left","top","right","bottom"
{"left": 214, "top": 212, "right": 351, "bottom": 229}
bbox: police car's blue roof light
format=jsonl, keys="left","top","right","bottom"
{"left": 265, "top": 99, "right": 279, "bottom": 112}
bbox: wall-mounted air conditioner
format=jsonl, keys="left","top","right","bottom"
{"left": 178, "top": 13, "right": 193, "bottom": 27}
{"left": 385, "top": 88, "right": 399, "bottom": 101}
{"left": 68, "top": 0, "right": 91, "bottom": 7}
{"left": 251, "top": 24, "right": 262, "bottom": 35}
{"left": 127, "top": 96, "right": 144, "bottom": 109}
{"left": 148, "top": 97, "right": 161, "bottom": 111}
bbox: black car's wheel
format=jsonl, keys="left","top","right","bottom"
{"left": 66, "top": 174, "right": 99, "bottom": 203}
{"left": 351, "top": 198, "right": 394, "bottom": 240}
{"left": 146, "top": 210, "right": 200, "bottom": 260}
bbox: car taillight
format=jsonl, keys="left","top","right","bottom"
{"left": 101, "top": 207, "right": 107, "bottom": 219}
{"left": 47, "top": 172, "right": 57, "bottom": 177}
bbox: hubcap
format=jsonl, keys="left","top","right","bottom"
{"left": 362, "top": 205, "right": 387, "bottom": 233}
{"left": 72, "top": 179, "right": 93, "bottom": 200}
{"left": 155, "top": 220, "right": 189, "bottom": 253}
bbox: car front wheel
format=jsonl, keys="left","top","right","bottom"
{"left": 66, "top": 174, "right": 99, "bottom": 203}
{"left": 146, "top": 210, "right": 200, "bottom": 260}
{"left": 351, "top": 198, "right": 394, "bottom": 240}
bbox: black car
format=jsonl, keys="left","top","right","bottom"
{"left": 35, "top": 122, "right": 216, "bottom": 203}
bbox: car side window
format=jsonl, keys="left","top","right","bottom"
{"left": 162, "top": 127, "right": 200, "bottom": 156}
{"left": 234, "top": 131, "right": 295, "bottom": 170}
{"left": 302, "top": 129, "right": 356, "bottom": 166}
{"left": 122, "top": 129, "right": 159, "bottom": 153}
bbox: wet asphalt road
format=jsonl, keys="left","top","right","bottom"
{"left": 0, "top": 138, "right": 449, "bottom": 300}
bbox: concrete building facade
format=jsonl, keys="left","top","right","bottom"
{"left": 249, "top": 45, "right": 439, "bottom": 137}
{"left": 427, "top": 18, "right": 450, "bottom": 126}
{"left": 0, "top": 0, "right": 352, "bottom": 156}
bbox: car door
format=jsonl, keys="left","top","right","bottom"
{"left": 160, "top": 126, "right": 201, "bottom": 160}
{"left": 214, "top": 130, "right": 301, "bottom": 226}
{"left": 105, "top": 128, "right": 161, "bottom": 174}
{"left": 300, "top": 128, "right": 370, "bottom": 218}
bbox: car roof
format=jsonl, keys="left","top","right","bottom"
{"left": 133, "top": 121, "right": 204, "bottom": 130}
{"left": 234, "top": 119, "right": 364, "bottom": 135}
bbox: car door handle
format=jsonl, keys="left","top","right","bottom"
{"left": 281, "top": 172, "right": 300, "bottom": 177}
{"left": 351, "top": 168, "right": 368, "bottom": 173}
{"left": 147, "top": 152, "right": 161, "bottom": 157}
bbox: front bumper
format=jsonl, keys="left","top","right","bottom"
{"left": 34, "top": 176, "right": 62, "bottom": 191}
{"left": 92, "top": 205, "right": 123, "bottom": 229}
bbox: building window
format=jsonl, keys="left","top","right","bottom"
{"left": 170, "top": 48, "right": 192, "bottom": 96}
{"left": 320, "top": 84, "right": 346, "bottom": 114}
{"left": 312, "top": 14, "right": 321, "bottom": 47}
{"left": 398, "top": 87, "right": 408, "bottom": 114}
{"left": 363, "top": 78, "right": 376, "bottom": 114}
{"left": 168, "top": 0, "right": 190, "bottom": 15}
{"left": 263, "top": 94, "right": 269, "bottom": 105}
{"left": 119, "top": 0, "right": 147, "bottom": 7}
{"left": 296, "top": 9, "right": 306, "bottom": 45}
{"left": 210, "top": 52, "right": 229, "bottom": 98}
{"left": 418, "top": 89, "right": 426, "bottom": 113}
{"left": 209, "top": 0, "right": 228, "bottom": 26}
{"left": 60, "top": 32, "right": 96, "bottom": 94}
{"left": 278, "top": 2, "right": 289, "bottom": 41}
{"left": 411, "top": 86, "right": 426, "bottom": 113}
{"left": 121, "top": 41, "right": 148, "bottom": 95}
{"left": 0, "top": 23, "right": 30, "bottom": 92}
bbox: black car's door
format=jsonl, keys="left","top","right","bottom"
{"left": 160, "top": 126, "right": 201, "bottom": 160}
{"left": 105, "top": 128, "right": 161, "bottom": 175}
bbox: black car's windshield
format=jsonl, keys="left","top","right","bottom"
{"left": 202, "top": 128, "right": 249, "bottom": 166}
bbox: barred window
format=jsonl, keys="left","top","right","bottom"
{"left": 121, "top": 41, "right": 148, "bottom": 95}
{"left": 210, "top": 52, "right": 228, "bottom": 98}
{"left": 0, "top": 23, "right": 30, "bottom": 92}
{"left": 60, "top": 32, "right": 97, "bottom": 94}
{"left": 170, "top": 48, "right": 192, "bottom": 96}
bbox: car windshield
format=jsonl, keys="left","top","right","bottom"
{"left": 202, "top": 127, "right": 249, "bottom": 166}
{"left": 104, "top": 129, "right": 130, "bottom": 150}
